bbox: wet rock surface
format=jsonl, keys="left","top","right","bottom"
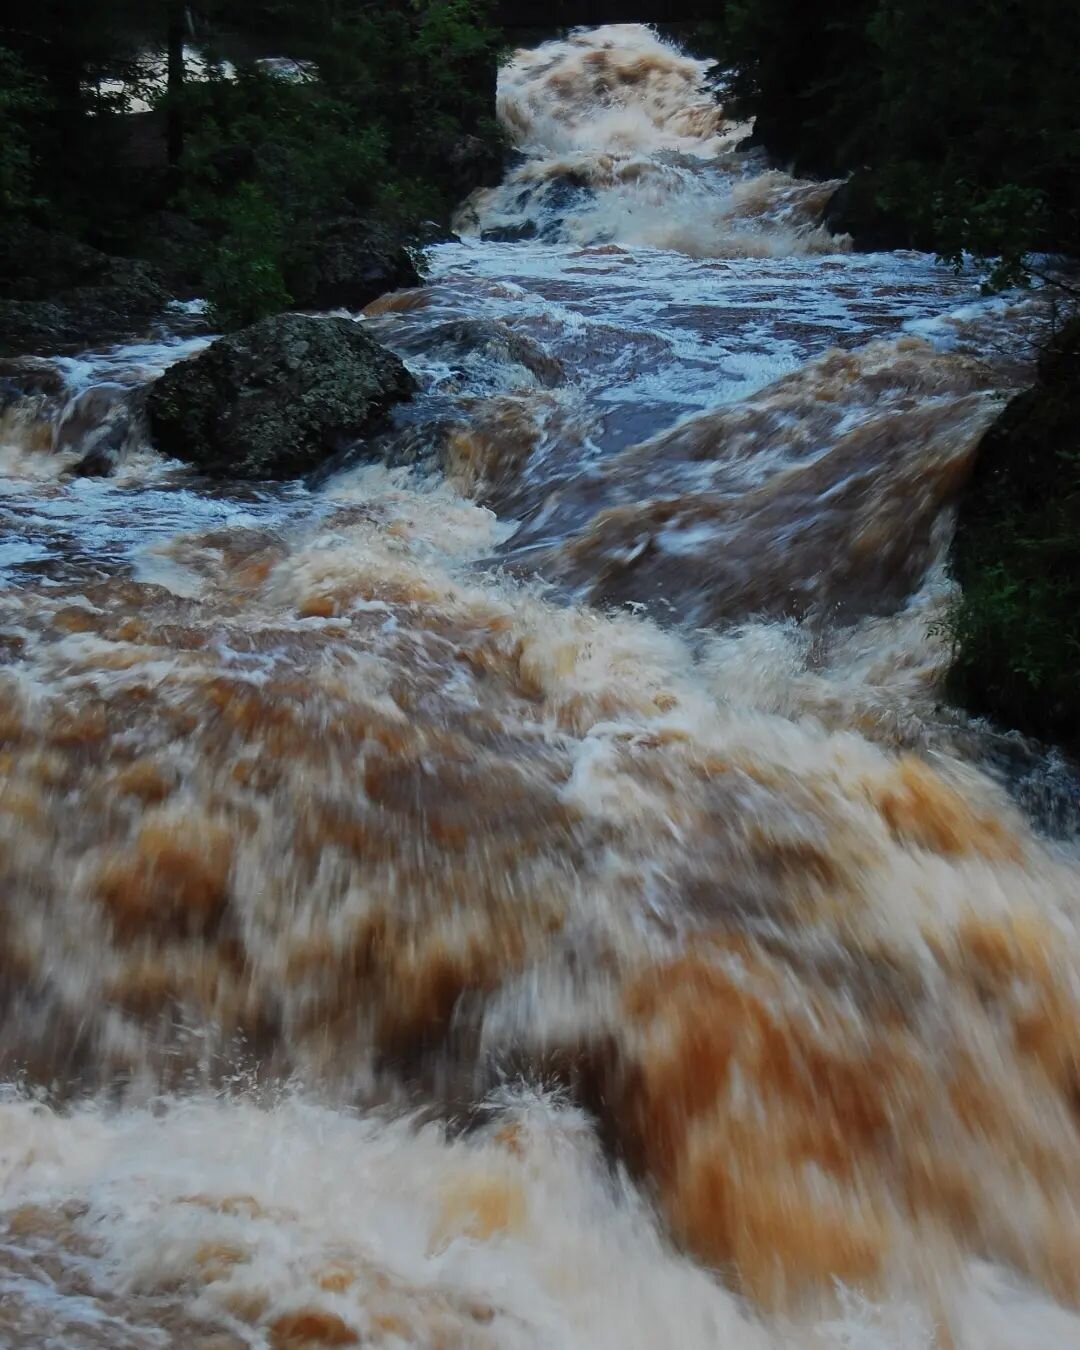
{"left": 391, "top": 317, "right": 564, "bottom": 388}
{"left": 480, "top": 220, "right": 539, "bottom": 243}
{"left": 822, "top": 172, "right": 927, "bottom": 253}
{"left": 443, "top": 132, "right": 504, "bottom": 199}
{"left": 147, "top": 313, "right": 417, "bottom": 479}
{"left": 0, "top": 357, "right": 68, "bottom": 405}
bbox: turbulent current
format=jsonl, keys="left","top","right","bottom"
{"left": 1, "top": 24, "right": 1079, "bottom": 1350}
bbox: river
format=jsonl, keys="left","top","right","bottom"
{"left": 1, "top": 23, "right": 1078, "bottom": 1350}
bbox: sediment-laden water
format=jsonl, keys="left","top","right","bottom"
{"left": 1, "top": 24, "right": 1077, "bottom": 1350}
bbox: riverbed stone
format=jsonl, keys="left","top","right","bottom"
{"left": 146, "top": 313, "right": 417, "bottom": 479}
{"left": 0, "top": 356, "right": 68, "bottom": 404}
{"left": 442, "top": 132, "right": 504, "bottom": 199}
{"left": 480, "top": 220, "right": 539, "bottom": 244}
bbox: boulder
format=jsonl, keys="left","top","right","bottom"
{"left": 0, "top": 227, "right": 169, "bottom": 357}
{"left": 413, "top": 220, "right": 461, "bottom": 247}
{"left": 0, "top": 227, "right": 116, "bottom": 302}
{"left": 146, "top": 313, "right": 416, "bottom": 479}
{"left": 284, "top": 220, "right": 421, "bottom": 313}
{"left": 947, "top": 317, "right": 1080, "bottom": 753}
{"left": 0, "top": 300, "right": 77, "bottom": 357}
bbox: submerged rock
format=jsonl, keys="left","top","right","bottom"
{"left": 480, "top": 221, "right": 539, "bottom": 244}
{"left": 0, "top": 356, "right": 68, "bottom": 404}
{"left": 948, "top": 317, "right": 1080, "bottom": 753}
{"left": 147, "top": 313, "right": 416, "bottom": 479}
{"left": 61, "top": 386, "right": 149, "bottom": 478}
{"left": 391, "top": 317, "right": 564, "bottom": 389}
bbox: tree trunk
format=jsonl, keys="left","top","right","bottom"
{"left": 166, "top": 0, "right": 185, "bottom": 168}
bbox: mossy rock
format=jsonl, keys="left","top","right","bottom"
{"left": 947, "top": 317, "right": 1080, "bottom": 752}
{"left": 147, "top": 313, "right": 416, "bottom": 479}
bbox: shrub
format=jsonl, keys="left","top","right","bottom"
{"left": 202, "top": 184, "right": 291, "bottom": 330}
{"left": 0, "top": 47, "right": 44, "bottom": 220}
{"left": 944, "top": 318, "right": 1080, "bottom": 749}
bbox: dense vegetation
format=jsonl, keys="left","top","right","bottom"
{"left": 945, "top": 318, "right": 1080, "bottom": 754}
{"left": 716, "top": 0, "right": 1080, "bottom": 276}
{"left": 0, "top": 0, "right": 501, "bottom": 327}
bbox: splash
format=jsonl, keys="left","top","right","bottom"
{"left": 4, "top": 1091, "right": 1080, "bottom": 1349}
{"left": 0, "top": 335, "right": 211, "bottom": 481}
{"left": 496, "top": 24, "right": 734, "bottom": 158}
{"left": 3, "top": 453, "right": 1080, "bottom": 1341}
{"left": 456, "top": 25, "right": 848, "bottom": 257}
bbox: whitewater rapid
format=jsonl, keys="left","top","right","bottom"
{"left": 1, "top": 23, "right": 1079, "bottom": 1350}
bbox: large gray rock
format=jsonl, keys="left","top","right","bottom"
{"left": 147, "top": 313, "right": 417, "bottom": 479}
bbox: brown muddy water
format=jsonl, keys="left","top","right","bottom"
{"left": 1, "top": 23, "right": 1078, "bottom": 1350}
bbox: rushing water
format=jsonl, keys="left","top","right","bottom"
{"left": 1, "top": 23, "right": 1078, "bottom": 1350}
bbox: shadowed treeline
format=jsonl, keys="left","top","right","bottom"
{"left": 0, "top": 0, "right": 503, "bottom": 333}
{"left": 495, "top": 0, "right": 716, "bottom": 25}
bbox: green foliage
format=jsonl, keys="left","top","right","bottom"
{"left": 0, "top": 48, "right": 44, "bottom": 218}
{"left": 175, "top": 67, "right": 390, "bottom": 223}
{"left": 412, "top": 0, "right": 500, "bottom": 134}
{"left": 719, "top": 0, "right": 878, "bottom": 174}
{"left": 201, "top": 184, "right": 291, "bottom": 330}
{"left": 944, "top": 319, "right": 1080, "bottom": 749}
{"left": 0, "top": 0, "right": 152, "bottom": 229}
{"left": 932, "top": 183, "right": 1049, "bottom": 291}
{"left": 0, "top": 0, "right": 501, "bottom": 314}
{"left": 941, "top": 558, "right": 1080, "bottom": 698}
